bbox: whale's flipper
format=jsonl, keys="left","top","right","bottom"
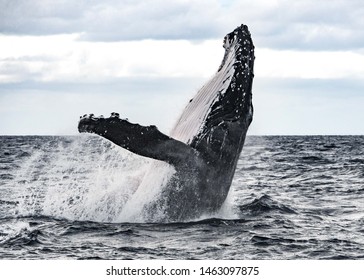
{"left": 78, "top": 115, "right": 199, "bottom": 166}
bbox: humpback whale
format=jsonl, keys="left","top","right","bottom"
{"left": 78, "top": 24, "right": 254, "bottom": 222}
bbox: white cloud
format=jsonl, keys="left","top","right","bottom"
{"left": 0, "top": 34, "right": 224, "bottom": 82}
{"left": 256, "top": 49, "right": 364, "bottom": 79}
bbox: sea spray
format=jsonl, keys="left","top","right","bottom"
{"left": 15, "top": 135, "right": 148, "bottom": 222}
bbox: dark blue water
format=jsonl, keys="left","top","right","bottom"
{"left": 1, "top": 135, "right": 363, "bottom": 259}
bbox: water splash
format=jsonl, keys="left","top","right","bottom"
{"left": 15, "top": 135, "right": 149, "bottom": 222}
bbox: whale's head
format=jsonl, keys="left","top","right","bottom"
{"left": 170, "top": 24, "right": 254, "bottom": 165}
{"left": 205, "top": 25, "right": 254, "bottom": 132}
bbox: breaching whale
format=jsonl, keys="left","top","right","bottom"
{"left": 78, "top": 24, "right": 254, "bottom": 222}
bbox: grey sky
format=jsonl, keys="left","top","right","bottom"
{"left": 2, "top": 0, "right": 364, "bottom": 49}
{"left": 0, "top": 0, "right": 363, "bottom": 135}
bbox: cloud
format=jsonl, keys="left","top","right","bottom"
{"left": 0, "top": 35, "right": 224, "bottom": 83}
{"left": 0, "top": 0, "right": 225, "bottom": 40}
{"left": 232, "top": 0, "right": 364, "bottom": 50}
{"left": 256, "top": 48, "right": 364, "bottom": 79}
{"left": 1, "top": 0, "right": 364, "bottom": 50}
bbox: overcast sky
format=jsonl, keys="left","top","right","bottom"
{"left": 1, "top": 0, "right": 364, "bottom": 135}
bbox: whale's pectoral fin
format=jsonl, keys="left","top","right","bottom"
{"left": 78, "top": 114, "right": 198, "bottom": 166}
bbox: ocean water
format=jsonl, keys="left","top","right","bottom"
{"left": 0, "top": 135, "right": 363, "bottom": 259}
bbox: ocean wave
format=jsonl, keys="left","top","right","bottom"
{"left": 2, "top": 228, "right": 44, "bottom": 246}
{"left": 238, "top": 194, "right": 297, "bottom": 216}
